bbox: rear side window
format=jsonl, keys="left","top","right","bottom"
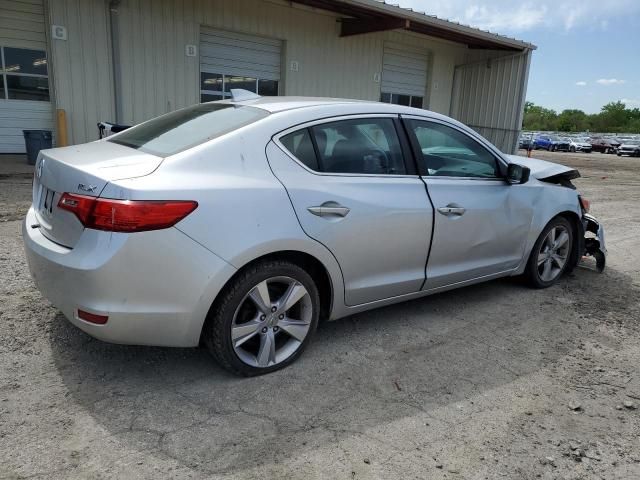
{"left": 280, "top": 129, "right": 319, "bottom": 171}
{"left": 279, "top": 118, "right": 407, "bottom": 175}
{"left": 109, "top": 103, "right": 269, "bottom": 156}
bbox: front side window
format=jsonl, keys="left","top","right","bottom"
{"left": 109, "top": 103, "right": 269, "bottom": 156}
{"left": 406, "top": 120, "right": 499, "bottom": 178}
{"left": 201, "top": 72, "right": 279, "bottom": 102}
{"left": 0, "top": 47, "right": 49, "bottom": 101}
{"left": 281, "top": 118, "right": 407, "bottom": 175}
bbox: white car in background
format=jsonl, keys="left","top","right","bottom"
{"left": 568, "top": 137, "right": 592, "bottom": 153}
{"left": 617, "top": 141, "right": 640, "bottom": 157}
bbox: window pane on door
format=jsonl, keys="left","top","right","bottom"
{"left": 6, "top": 75, "right": 49, "bottom": 101}
{"left": 258, "top": 79, "right": 278, "bottom": 96}
{"left": 4, "top": 48, "right": 48, "bottom": 75}
{"left": 380, "top": 92, "right": 391, "bottom": 103}
{"left": 310, "top": 118, "right": 406, "bottom": 175}
{"left": 224, "top": 76, "right": 257, "bottom": 93}
{"left": 395, "top": 95, "right": 411, "bottom": 106}
{"left": 201, "top": 72, "right": 223, "bottom": 92}
{"left": 201, "top": 93, "right": 223, "bottom": 102}
{"left": 407, "top": 120, "right": 498, "bottom": 178}
{"left": 410, "top": 96, "right": 423, "bottom": 108}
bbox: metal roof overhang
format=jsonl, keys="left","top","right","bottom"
{"left": 290, "top": 0, "right": 536, "bottom": 51}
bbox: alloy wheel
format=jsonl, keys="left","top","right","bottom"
{"left": 231, "top": 276, "right": 313, "bottom": 368}
{"left": 537, "top": 225, "right": 571, "bottom": 282}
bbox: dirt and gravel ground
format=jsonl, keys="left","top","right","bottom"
{"left": 1, "top": 150, "right": 639, "bottom": 479}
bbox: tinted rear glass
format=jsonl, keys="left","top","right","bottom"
{"left": 109, "top": 103, "right": 269, "bottom": 156}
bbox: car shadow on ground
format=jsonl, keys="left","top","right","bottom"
{"left": 47, "top": 266, "right": 636, "bottom": 475}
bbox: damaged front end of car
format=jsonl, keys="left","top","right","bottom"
{"left": 582, "top": 213, "right": 606, "bottom": 272}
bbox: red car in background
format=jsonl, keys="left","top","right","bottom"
{"left": 589, "top": 137, "right": 620, "bottom": 154}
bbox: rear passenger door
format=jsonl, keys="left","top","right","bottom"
{"left": 266, "top": 115, "right": 433, "bottom": 306}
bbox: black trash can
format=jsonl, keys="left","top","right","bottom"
{"left": 23, "top": 130, "right": 53, "bottom": 165}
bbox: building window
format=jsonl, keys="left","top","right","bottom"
{"left": 380, "top": 92, "right": 423, "bottom": 109}
{"left": 201, "top": 72, "right": 278, "bottom": 102}
{"left": 0, "top": 47, "right": 50, "bottom": 101}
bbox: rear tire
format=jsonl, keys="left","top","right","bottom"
{"left": 203, "top": 260, "right": 320, "bottom": 376}
{"left": 525, "top": 217, "right": 574, "bottom": 289}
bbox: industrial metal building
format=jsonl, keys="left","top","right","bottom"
{"left": 0, "top": 0, "right": 535, "bottom": 154}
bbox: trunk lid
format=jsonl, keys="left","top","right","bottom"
{"left": 32, "top": 141, "right": 162, "bottom": 248}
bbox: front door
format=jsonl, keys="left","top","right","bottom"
{"left": 267, "top": 115, "right": 433, "bottom": 306}
{"left": 402, "top": 116, "right": 533, "bottom": 290}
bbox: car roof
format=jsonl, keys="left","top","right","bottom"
{"left": 216, "top": 95, "right": 445, "bottom": 117}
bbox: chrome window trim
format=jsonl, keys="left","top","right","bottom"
{"left": 272, "top": 113, "right": 421, "bottom": 179}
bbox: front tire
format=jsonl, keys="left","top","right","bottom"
{"left": 203, "top": 260, "right": 320, "bottom": 376}
{"left": 525, "top": 217, "right": 574, "bottom": 289}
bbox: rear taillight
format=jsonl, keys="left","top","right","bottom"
{"left": 578, "top": 195, "right": 590, "bottom": 213}
{"left": 58, "top": 193, "right": 197, "bottom": 232}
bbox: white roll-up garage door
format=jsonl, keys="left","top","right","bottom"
{"left": 381, "top": 42, "right": 428, "bottom": 108}
{"left": 0, "top": 0, "right": 53, "bottom": 153}
{"left": 199, "top": 27, "right": 282, "bottom": 102}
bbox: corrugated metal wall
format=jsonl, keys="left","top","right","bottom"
{"left": 0, "top": 0, "right": 47, "bottom": 49}
{"left": 108, "top": 0, "right": 467, "bottom": 127}
{"left": 44, "top": 0, "right": 530, "bottom": 148}
{"left": 47, "top": 0, "right": 114, "bottom": 145}
{"left": 450, "top": 50, "right": 532, "bottom": 153}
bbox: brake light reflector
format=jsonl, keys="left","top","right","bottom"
{"left": 58, "top": 193, "right": 197, "bottom": 232}
{"left": 77, "top": 309, "right": 109, "bottom": 325}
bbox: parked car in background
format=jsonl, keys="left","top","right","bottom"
{"left": 22, "top": 93, "right": 607, "bottom": 376}
{"left": 568, "top": 137, "right": 592, "bottom": 153}
{"left": 553, "top": 137, "right": 571, "bottom": 152}
{"left": 533, "top": 135, "right": 554, "bottom": 151}
{"left": 589, "top": 137, "right": 620, "bottom": 154}
{"left": 533, "top": 135, "right": 569, "bottom": 152}
{"left": 519, "top": 135, "right": 534, "bottom": 150}
{"left": 617, "top": 141, "right": 640, "bottom": 157}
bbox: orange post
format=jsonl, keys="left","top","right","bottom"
{"left": 56, "top": 109, "right": 68, "bottom": 147}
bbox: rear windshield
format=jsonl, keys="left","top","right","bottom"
{"left": 109, "top": 103, "right": 269, "bottom": 156}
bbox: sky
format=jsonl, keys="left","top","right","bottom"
{"left": 395, "top": 0, "right": 640, "bottom": 114}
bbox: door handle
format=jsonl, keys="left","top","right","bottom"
{"left": 437, "top": 205, "right": 466, "bottom": 216}
{"left": 308, "top": 202, "right": 351, "bottom": 218}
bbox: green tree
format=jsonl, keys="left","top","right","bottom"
{"left": 557, "top": 109, "right": 588, "bottom": 132}
{"left": 522, "top": 100, "right": 640, "bottom": 134}
{"left": 523, "top": 102, "right": 558, "bottom": 131}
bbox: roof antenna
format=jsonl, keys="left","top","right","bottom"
{"left": 230, "top": 89, "right": 261, "bottom": 102}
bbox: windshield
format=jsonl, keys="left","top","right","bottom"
{"left": 109, "top": 103, "right": 269, "bottom": 156}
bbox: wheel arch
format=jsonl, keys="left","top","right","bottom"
{"left": 199, "top": 249, "right": 337, "bottom": 345}
{"left": 556, "top": 210, "right": 584, "bottom": 274}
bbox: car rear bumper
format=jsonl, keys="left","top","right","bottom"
{"left": 23, "top": 207, "right": 236, "bottom": 347}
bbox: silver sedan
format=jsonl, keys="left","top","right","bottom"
{"left": 23, "top": 92, "right": 606, "bottom": 376}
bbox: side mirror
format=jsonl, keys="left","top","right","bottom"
{"left": 506, "top": 163, "right": 530, "bottom": 185}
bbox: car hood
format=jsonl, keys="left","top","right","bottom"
{"left": 504, "top": 154, "right": 580, "bottom": 181}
